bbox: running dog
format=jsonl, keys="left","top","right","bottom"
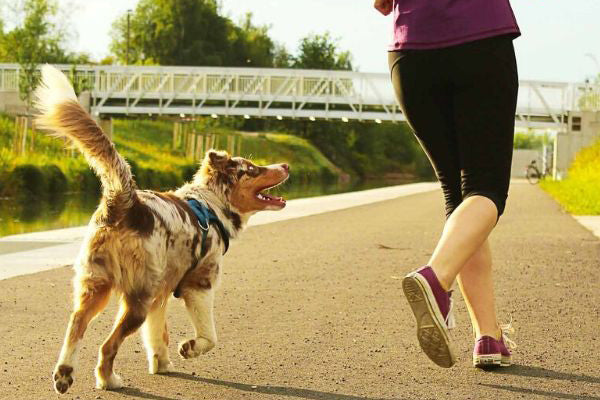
{"left": 35, "top": 66, "right": 289, "bottom": 394}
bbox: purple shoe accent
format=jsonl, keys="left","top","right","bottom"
{"left": 402, "top": 266, "right": 456, "bottom": 368}
{"left": 473, "top": 335, "right": 512, "bottom": 368}
{"left": 416, "top": 267, "right": 451, "bottom": 322}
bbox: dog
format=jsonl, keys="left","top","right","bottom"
{"left": 34, "top": 65, "right": 290, "bottom": 394}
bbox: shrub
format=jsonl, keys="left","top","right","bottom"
{"left": 180, "top": 164, "right": 198, "bottom": 182}
{"left": 7, "top": 165, "right": 47, "bottom": 197}
{"left": 541, "top": 139, "right": 600, "bottom": 215}
{"left": 41, "top": 165, "right": 68, "bottom": 194}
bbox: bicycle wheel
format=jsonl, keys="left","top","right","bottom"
{"left": 526, "top": 166, "right": 540, "bottom": 184}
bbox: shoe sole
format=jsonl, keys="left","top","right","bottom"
{"left": 402, "top": 272, "right": 456, "bottom": 368}
{"left": 474, "top": 354, "right": 511, "bottom": 368}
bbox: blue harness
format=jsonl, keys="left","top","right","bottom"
{"left": 173, "top": 199, "right": 230, "bottom": 299}
{"left": 186, "top": 198, "right": 230, "bottom": 256}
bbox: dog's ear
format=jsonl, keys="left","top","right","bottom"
{"left": 204, "top": 149, "right": 230, "bottom": 171}
{"left": 197, "top": 149, "right": 234, "bottom": 183}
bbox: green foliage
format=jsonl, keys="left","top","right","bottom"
{"left": 0, "top": 113, "right": 342, "bottom": 198}
{"left": 238, "top": 118, "right": 433, "bottom": 179}
{"left": 273, "top": 43, "right": 293, "bottom": 68}
{"left": 541, "top": 139, "right": 600, "bottom": 215}
{"left": 7, "top": 164, "right": 46, "bottom": 196}
{"left": 0, "top": 0, "right": 90, "bottom": 105}
{"left": 109, "top": 1, "right": 274, "bottom": 67}
{"left": 293, "top": 32, "right": 352, "bottom": 70}
{"left": 7, "top": 0, "right": 62, "bottom": 105}
{"left": 514, "top": 132, "right": 551, "bottom": 150}
{"left": 238, "top": 132, "right": 339, "bottom": 183}
{"left": 231, "top": 13, "right": 276, "bottom": 67}
{"left": 67, "top": 65, "right": 93, "bottom": 96}
{"left": 2, "top": 163, "right": 68, "bottom": 198}
{"left": 108, "top": 2, "right": 353, "bottom": 71}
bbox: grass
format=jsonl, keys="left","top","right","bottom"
{"left": 540, "top": 138, "right": 600, "bottom": 215}
{"left": 0, "top": 114, "right": 340, "bottom": 198}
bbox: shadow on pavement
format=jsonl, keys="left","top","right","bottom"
{"left": 120, "top": 387, "right": 180, "bottom": 400}
{"left": 490, "top": 364, "right": 600, "bottom": 385}
{"left": 166, "top": 372, "right": 403, "bottom": 400}
{"left": 481, "top": 384, "right": 600, "bottom": 400}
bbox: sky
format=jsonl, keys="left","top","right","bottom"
{"left": 57, "top": 0, "right": 600, "bottom": 83}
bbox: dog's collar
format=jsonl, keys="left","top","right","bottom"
{"left": 186, "top": 198, "right": 230, "bottom": 256}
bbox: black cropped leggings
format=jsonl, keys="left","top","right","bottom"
{"left": 389, "top": 35, "right": 519, "bottom": 218}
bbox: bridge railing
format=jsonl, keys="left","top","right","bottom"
{"left": 0, "top": 63, "right": 597, "bottom": 127}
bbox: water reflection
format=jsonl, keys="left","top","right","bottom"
{"left": 0, "top": 178, "right": 418, "bottom": 237}
{"left": 0, "top": 193, "right": 98, "bottom": 237}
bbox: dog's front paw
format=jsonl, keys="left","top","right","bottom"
{"left": 178, "top": 338, "right": 215, "bottom": 359}
{"left": 149, "top": 354, "right": 173, "bottom": 374}
{"left": 53, "top": 364, "right": 74, "bottom": 394}
{"left": 95, "top": 372, "right": 123, "bottom": 390}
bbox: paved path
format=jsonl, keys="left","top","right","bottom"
{"left": 0, "top": 183, "right": 438, "bottom": 281}
{"left": 0, "top": 182, "right": 599, "bottom": 400}
{"left": 574, "top": 216, "right": 600, "bottom": 240}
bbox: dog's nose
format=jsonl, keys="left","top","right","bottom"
{"left": 281, "top": 163, "right": 290, "bottom": 172}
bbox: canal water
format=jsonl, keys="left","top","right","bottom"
{"left": 0, "top": 178, "right": 419, "bottom": 238}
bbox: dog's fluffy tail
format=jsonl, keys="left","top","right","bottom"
{"left": 35, "top": 65, "right": 136, "bottom": 216}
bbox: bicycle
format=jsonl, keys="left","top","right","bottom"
{"left": 526, "top": 160, "right": 550, "bottom": 184}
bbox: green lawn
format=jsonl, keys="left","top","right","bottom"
{"left": 0, "top": 115, "right": 340, "bottom": 198}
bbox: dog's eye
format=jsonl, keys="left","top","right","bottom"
{"left": 245, "top": 165, "right": 261, "bottom": 177}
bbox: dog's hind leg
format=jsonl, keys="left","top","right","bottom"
{"left": 95, "top": 293, "right": 150, "bottom": 390}
{"left": 142, "top": 298, "right": 173, "bottom": 374}
{"left": 53, "top": 277, "right": 112, "bottom": 395}
{"left": 178, "top": 288, "right": 217, "bottom": 359}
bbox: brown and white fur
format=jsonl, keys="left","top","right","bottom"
{"left": 35, "top": 66, "right": 289, "bottom": 394}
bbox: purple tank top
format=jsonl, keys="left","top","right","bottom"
{"left": 390, "top": 0, "right": 520, "bottom": 50}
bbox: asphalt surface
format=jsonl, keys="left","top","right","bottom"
{"left": 0, "top": 182, "right": 599, "bottom": 400}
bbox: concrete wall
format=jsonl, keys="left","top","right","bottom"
{"left": 0, "top": 91, "right": 27, "bottom": 114}
{"left": 553, "top": 111, "right": 600, "bottom": 179}
{"left": 512, "top": 149, "right": 542, "bottom": 178}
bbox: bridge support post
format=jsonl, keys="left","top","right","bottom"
{"left": 96, "top": 117, "right": 113, "bottom": 139}
{"left": 553, "top": 111, "right": 600, "bottom": 179}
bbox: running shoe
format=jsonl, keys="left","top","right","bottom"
{"left": 402, "top": 266, "right": 457, "bottom": 368}
{"left": 473, "top": 323, "right": 515, "bottom": 368}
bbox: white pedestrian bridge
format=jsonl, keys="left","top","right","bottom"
{"left": 0, "top": 64, "right": 597, "bottom": 129}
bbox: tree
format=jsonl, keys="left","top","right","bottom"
{"left": 109, "top": 0, "right": 275, "bottom": 67}
{"left": 273, "top": 42, "right": 293, "bottom": 68}
{"left": 229, "top": 13, "right": 275, "bottom": 68}
{"left": 293, "top": 32, "right": 353, "bottom": 71}
{"left": 0, "top": 0, "right": 85, "bottom": 107}
{"left": 3, "top": 0, "right": 66, "bottom": 108}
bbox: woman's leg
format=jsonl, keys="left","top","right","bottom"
{"left": 429, "top": 195, "right": 497, "bottom": 290}
{"left": 457, "top": 240, "right": 501, "bottom": 339}
{"left": 389, "top": 36, "right": 518, "bottom": 367}
{"left": 389, "top": 50, "right": 465, "bottom": 367}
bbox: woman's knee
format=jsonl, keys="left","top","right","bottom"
{"left": 463, "top": 191, "right": 506, "bottom": 218}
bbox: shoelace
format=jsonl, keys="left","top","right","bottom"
{"left": 500, "top": 318, "right": 517, "bottom": 350}
{"left": 446, "top": 290, "right": 456, "bottom": 330}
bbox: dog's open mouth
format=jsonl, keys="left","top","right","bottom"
{"left": 255, "top": 181, "right": 287, "bottom": 207}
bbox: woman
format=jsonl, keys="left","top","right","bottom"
{"left": 374, "top": 0, "right": 520, "bottom": 368}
